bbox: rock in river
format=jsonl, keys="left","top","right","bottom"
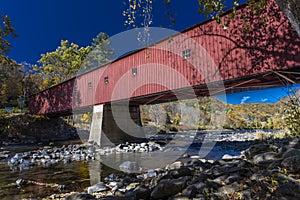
{"left": 119, "top": 161, "right": 140, "bottom": 173}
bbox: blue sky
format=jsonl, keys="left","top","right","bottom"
{"left": 217, "top": 84, "right": 300, "bottom": 104}
{"left": 1, "top": 0, "right": 298, "bottom": 104}
{"left": 1, "top": 0, "right": 202, "bottom": 64}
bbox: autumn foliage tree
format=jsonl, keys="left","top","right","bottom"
{"left": 37, "top": 40, "right": 91, "bottom": 89}
{"left": 0, "top": 15, "right": 23, "bottom": 108}
{"left": 37, "top": 32, "right": 112, "bottom": 89}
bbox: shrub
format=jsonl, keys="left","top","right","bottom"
{"left": 283, "top": 90, "right": 300, "bottom": 136}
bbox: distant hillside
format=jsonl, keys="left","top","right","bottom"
{"left": 141, "top": 96, "right": 285, "bottom": 131}
{"left": 278, "top": 88, "right": 300, "bottom": 103}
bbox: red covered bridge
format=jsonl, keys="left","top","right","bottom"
{"left": 29, "top": 0, "right": 300, "bottom": 146}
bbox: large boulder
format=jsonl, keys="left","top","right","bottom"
{"left": 167, "top": 167, "right": 192, "bottom": 179}
{"left": 281, "top": 155, "right": 300, "bottom": 173}
{"left": 64, "top": 192, "right": 97, "bottom": 200}
{"left": 253, "top": 152, "right": 278, "bottom": 166}
{"left": 281, "top": 148, "right": 300, "bottom": 159}
{"left": 125, "top": 185, "right": 151, "bottom": 200}
{"left": 150, "top": 176, "right": 190, "bottom": 199}
{"left": 271, "top": 182, "right": 300, "bottom": 200}
{"left": 243, "top": 143, "right": 270, "bottom": 159}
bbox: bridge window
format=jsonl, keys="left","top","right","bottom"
{"left": 132, "top": 68, "right": 137, "bottom": 75}
{"left": 104, "top": 76, "right": 109, "bottom": 84}
{"left": 88, "top": 82, "right": 92, "bottom": 89}
{"left": 182, "top": 49, "right": 191, "bottom": 59}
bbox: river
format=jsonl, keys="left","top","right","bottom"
{"left": 0, "top": 130, "right": 259, "bottom": 199}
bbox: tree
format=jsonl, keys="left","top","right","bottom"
{"left": 0, "top": 58, "right": 22, "bottom": 108}
{"left": 0, "top": 15, "right": 22, "bottom": 108}
{"left": 283, "top": 89, "right": 300, "bottom": 136}
{"left": 0, "top": 15, "right": 17, "bottom": 56}
{"left": 0, "top": 14, "right": 18, "bottom": 83}
{"left": 37, "top": 40, "right": 91, "bottom": 88}
{"left": 123, "top": 0, "right": 300, "bottom": 37}
{"left": 37, "top": 32, "right": 112, "bottom": 89}
{"left": 83, "top": 32, "right": 113, "bottom": 71}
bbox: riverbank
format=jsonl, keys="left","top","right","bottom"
{"left": 45, "top": 137, "right": 300, "bottom": 200}
{"left": 0, "top": 114, "right": 78, "bottom": 146}
{"left": 1, "top": 129, "right": 299, "bottom": 199}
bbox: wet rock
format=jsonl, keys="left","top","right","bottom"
{"left": 150, "top": 176, "right": 190, "bottom": 199}
{"left": 253, "top": 152, "right": 278, "bottom": 166}
{"left": 119, "top": 161, "right": 140, "bottom": 173}
{"left": 87, "top": 182, "right": 108, "bottom": 194}
{"left": 281, "top": 155, "right": 300, "bottom": 173}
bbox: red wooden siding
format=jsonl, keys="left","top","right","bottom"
{"left": 29, "top": 0, "right": 300, "bottom": 115}
{"left": 29, "top": 78, "right": 75, "bottom": 115}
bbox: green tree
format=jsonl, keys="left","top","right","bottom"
{"left": 0, "top": 15, "right": 22, "bottom": 108}
{"left": 283, "top": 89, "right": 300, "bottom": 136}
{"left": 123, "top": 0, "right": 300, "bottom": 37}
{"left": 0, "top": 14, "right": 18, "bottom": 83}
{"left": 37, "top": 33, "right": 112, "bottom": 89}
{"left": 83, "top": 32, "right": 113, "bottom": 71}
{"left": 0, "top": 58, "right": 22, "bottom": 108}
{"left": 0, "top": 15, "right": 17, "bottom": 56}
{"left": 37, "top": 40, "right": 91, "bottom": 88}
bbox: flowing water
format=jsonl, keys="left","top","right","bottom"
{"left": 0, "top": 130, "right": 258, "bottom": 199}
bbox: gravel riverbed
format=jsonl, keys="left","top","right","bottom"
{"left": 1, "top": 130, "right": 299, "bottom": 199}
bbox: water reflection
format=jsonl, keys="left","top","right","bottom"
{"left": 0, "top": 160, "right": 120, "bottom": 200}
{"left": 0, "top": 130, "right": 257, "bottom": 199}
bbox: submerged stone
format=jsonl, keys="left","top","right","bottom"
{"left": 119, "top": 161, "right": 140, "bottom": 173}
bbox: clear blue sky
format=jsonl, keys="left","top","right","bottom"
{"left": 1, "top": 0, "right": 202, "bottom": 64}
{"left": 1, "top": 0, "right": 298, "bottom": 104}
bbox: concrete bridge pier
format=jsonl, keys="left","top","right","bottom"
{"left": 89, "top": 103, "right": 146, "bottom": 147}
